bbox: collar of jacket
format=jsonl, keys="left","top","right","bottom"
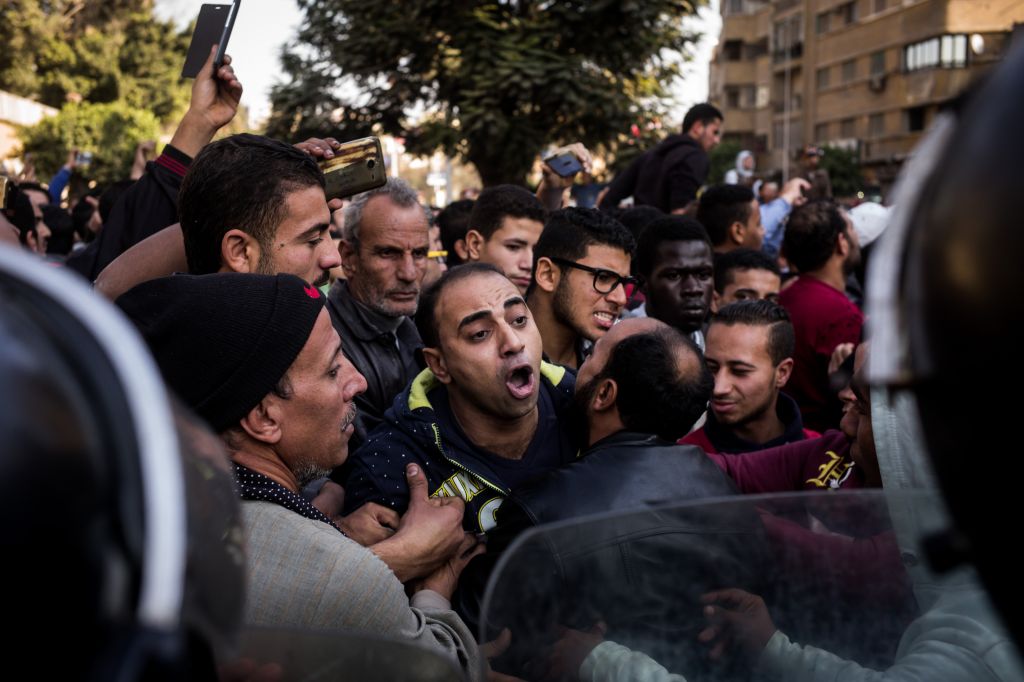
{"left": 406, "top": 360, "right": 568, "bottom": 412}
{"left": 327, "top": 279, "right": 417, "bottom": 344}
{"left": 585, "top": 430, "right": 664, "bottom": 453}
{"left": 703, "top": 391, "right": 808, "bottom": 453}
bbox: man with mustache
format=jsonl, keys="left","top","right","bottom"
{"left": 328, "top": 178, "right": 431, "bottom": 450}
{"left": 116, "top": 273, "right": 483, "bottom": 678}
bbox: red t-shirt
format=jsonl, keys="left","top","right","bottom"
{"left": 778, "top": 276, "right": 863, "bottom": 432}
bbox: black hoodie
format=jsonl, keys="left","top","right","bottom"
{"left": 600, "top": 133, "right": 709, "bottom": 213}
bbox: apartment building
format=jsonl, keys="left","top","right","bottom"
{"left": 708, "top": 0, "right": 1023, "bottom": 189}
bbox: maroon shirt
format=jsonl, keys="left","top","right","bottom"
{"left": 778, "top": 276, "right": 864, "bottom": 432}
{"left": 705, "top": 430, "right": 862, "bottom": 493}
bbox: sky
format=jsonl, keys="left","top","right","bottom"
{"left": 155, "top": 0, "right": 721, "bottom": 128}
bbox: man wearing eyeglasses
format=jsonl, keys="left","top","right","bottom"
{"left": 527, "top": 208, "right": 637, "bottom": 369}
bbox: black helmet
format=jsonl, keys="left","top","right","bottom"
{"left": 867, "top": 36, "right": 1024, "bottom": 646}
{"left": 0, "top": 245, "right": 244, "bottom": 679}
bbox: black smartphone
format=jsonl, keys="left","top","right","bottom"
{"left": 181, "top": 1, "right": 240, "bottom": 78}
{"left": 320, "top": 137, "right": 388, "bottom": 201}
{"left": 543, "top": 151, "right": 583, "bottom": 178}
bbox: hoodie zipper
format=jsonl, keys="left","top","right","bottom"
{"left": 430, "top": 423, "right": 507, "bottom": 496}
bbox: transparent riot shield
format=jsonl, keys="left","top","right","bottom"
{"left": 481, "top": 490, "right": 1023, "bottom": 681}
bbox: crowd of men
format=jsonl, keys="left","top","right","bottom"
{"left": 3, "top": 45, "right": 1015, "bottom": 682}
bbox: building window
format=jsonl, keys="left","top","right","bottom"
{"left": 905, "top": 35, "right": 968, "bottom": 72}
{"left": 870, "top": 50, "right": 886, "bottom": 75}
{"left": 869, "top": 113, "right": 885, "bottom": 137}
{"left": 740, "top": 85, "right": 757, "bottom": 108}
{"left": 773, "top": 15, "right": 804, "bottom": 62}
{"left": 940, "top": 34, "right": 968, "bottom": 67}
{"left": 724, "top": 40, "right": 743, "bottom": 61}
{"left": 817, "top": 66, "right": 830, "bottom": 90}
{"left": 874, "top": 0, "right": 888, "bottom": 12}
{"left": 815, "top": 123, "right": 830, "bottom": 142}
{"left": 842, "top": 59, "right": 857, "bottom": 82}
{"left": 816, "top": 12, "right": 829, "bottom": 35}
{"left": 838, "top": 1, "right": 858, "bottom": 26}
{"left": 906, "top": 106, "right": 927, "bottom": 132}
{"left": 840, "top": 118, "right": 857, "bottom": 138}
{"left": 725, "top": 0, "right": 746, "bottom": 15}
{"left": 725, "top": 87, "right": 740, "bottom": 109}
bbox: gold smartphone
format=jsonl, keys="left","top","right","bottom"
{"left": 320, "top": 136, "right": 387, "bottom": 201}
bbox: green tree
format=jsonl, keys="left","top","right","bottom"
{"left": 821, "top": 146, "right": 863, "bottom": 198}
{"left": 267, "top": 0, "right": 707, "bottom": 186}
{"left": 1, "top": 0, "right": 191, "bottom": 118}
{"left": 2, "top": 0, "right": 193, "bottom": 184}
{"left": 20, "top": 101, "right": 161, "bottom": 185}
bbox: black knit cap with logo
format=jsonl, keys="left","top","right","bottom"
{"left": 117, "top": 272, "right": 325, "bottom": 432}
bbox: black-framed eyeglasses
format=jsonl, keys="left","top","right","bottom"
{"left": 550, "top": 257, "right": 638, "bottom": 295}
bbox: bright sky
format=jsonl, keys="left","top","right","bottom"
{"left": 154, "top": 0, "right": 720, "bottom": 129}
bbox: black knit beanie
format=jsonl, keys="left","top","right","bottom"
{"left": 117, "top": 272, "right": 325, "bottom": 432}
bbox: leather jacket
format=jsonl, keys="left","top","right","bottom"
{"left": 487, "top": 431, "right": 767, "bottom": 680}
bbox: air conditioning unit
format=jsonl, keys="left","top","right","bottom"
{"left": 869, "top": 74, "right": 887, "bottom": 92}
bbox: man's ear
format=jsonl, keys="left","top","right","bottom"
{"left": 422, "top": 347, "right": 451, "bottom": 384}
{"left": 453, "top": 238, "right": 469, "bottom": 262}
{"left": 728, "top": 220, "right": 746, "bottom": 246}
{"left": 836, "top": 231, "right": 850, "bottom": 258}
{"left": 775, "top": 357, "right": 794, "bottom": 389}
{"left": 533, "top": 257, "right": 560, "bottom": 294}
{"left": 340, "top": 239, "right": 359, "bottom": 279}
{"left": 464, "top": 229, "right": 486, "bottom": 260}
{"left": 238, "top": 395, "right": 283, "bottom": 445}
{"left": 591, "top": 378, "right": 618, "bottom": 413}
{"left": 221, "top": 229, "right": 259, "bottom": 273}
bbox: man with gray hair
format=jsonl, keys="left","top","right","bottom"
{"left": 328, "top": 177, "right": 431, "bottom": 451}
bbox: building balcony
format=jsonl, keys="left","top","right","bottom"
{"left": 720, "top": 60, "right": 758, "bottom": 84}
{"left": 861, "top": 133, "right": 921, "bottom": 163}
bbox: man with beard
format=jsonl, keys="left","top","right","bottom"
{"left": 681, "top": 300, "right": 818, "bottom": 454}
{"left": 178, "top": 133, "right": 341, "bottom": 286}
{"left": 778, "top": 200, "right": 863, "bottom": 431}
{"left": 342, "top": 263, "right": 579, "bottom": 534}
{"left": 527, "top": 208, "right": 636, "bottom": 369}
{"left": 116, "top": 273, "right": 483, "bottom": 678}
{"left": 486, "top": 318, "right": 761, "bottom": 680}
{"left": 632, "top": 215, "right": 715, "bottom": 351}
{"left": 328, "top": 178, "right": 431, "bottom": 450}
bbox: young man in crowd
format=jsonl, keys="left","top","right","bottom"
{"left": 778, "top": 200, "right": 863, "bottom": 432}
{"left": 436, "top": 198, "right": 474, "bottom": 267}
{"left": 696, "top": 184, "right": 764, "bottom": 253}
{"left": 343, "top": 263, "right": 579, "bottom": 535}
{"left": 711, "top": 248, "right": 782, "bottom": 312}
{"left": 682, "top": 301, "right": 817, "bottom": 454}
{"left": 462, "top": 184, "right": 546, "bottom": 295}
{"left": 600, "top": 103, "right": 723, "bottom": 214}
{"left": 633, "top": 215, "right": 715, "bottom": 350}
{"left": 527, "top": 208, "right": 636, "bottom": 369}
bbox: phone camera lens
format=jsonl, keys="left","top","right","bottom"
{"left": 366, "top": 159, "right": 376, "bottom": 169}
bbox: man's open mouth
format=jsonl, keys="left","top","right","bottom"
{"left": 505, "top": 364, "right": 536, "bottom": 400}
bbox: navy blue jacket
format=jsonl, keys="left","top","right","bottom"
{"left": 342, "top": 362, "right": 579, "bottom": 533}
